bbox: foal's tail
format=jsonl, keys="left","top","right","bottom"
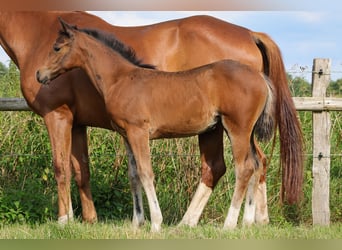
{"left": 252, "top": 31, "right": 304, "bottom": 204}
{"left": 254, "top": 75, "right": 275, "bottom": 143}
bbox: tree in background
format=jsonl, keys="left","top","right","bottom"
{"left": 287, "top": 73, "right": 311, "bottom": 97}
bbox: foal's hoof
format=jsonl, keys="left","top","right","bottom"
{"left": 58, "top": 214, "right": 74, "bottom": 225}
{"left": 151, "top": 223, "right": 162, "bottom": 233}
{"left": 223, "top": 221, "right": 237, "bottom": 230}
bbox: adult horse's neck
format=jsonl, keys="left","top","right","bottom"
{"left": 0, "top": 12, "right": 36, "bottom": 68}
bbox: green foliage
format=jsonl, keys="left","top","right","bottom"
{"left": 0, "top": 65, "right": 341, "bottom": 230}
{"left": 0, "top": 61, "right": 21, "bottom": 97}
{"left": 328, "top": 78, "right": 342, "bottom": 96}
{"left": 287, "top": 73, "right": 311, "bottom": 97}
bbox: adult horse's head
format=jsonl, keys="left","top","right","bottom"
{"left": 36, "top": 18, "right": 78, "bottom": 85}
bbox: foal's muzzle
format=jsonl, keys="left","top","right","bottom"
{"left": 36, "top": 70, "right": 50, "bottom": 85}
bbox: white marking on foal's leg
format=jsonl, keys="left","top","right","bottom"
{"left": 242, "top": 174, "right": 257, "bottom": 226}
{"left": 144, "top": 185, "right": 162, "bottom": 233}
{"left": 179, "top": 182, "right": 212, "bottom": 227}
{"left": 255, "top": 182, "right": 269, "bottom": 225}
{"left": 58, "top": 200, "right": 74, "bottom": 225}
{"left": 135, "top": 158, "right": 162, "bottom": 232}
{"left": 224, "top": 205, "right": 241, "bottom": 230}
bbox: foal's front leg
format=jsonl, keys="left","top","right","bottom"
{"left": 125, "top": 127, "right": 163, "bottom": 232}
{"left": 124, "top": 140, "right": 145, "bottom": 229}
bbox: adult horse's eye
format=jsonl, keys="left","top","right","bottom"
{"left": 53, "top": 46, "right": 61, "bottom": 52}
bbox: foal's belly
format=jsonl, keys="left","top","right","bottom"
{"left": 148, "top": 110, "right": 219, "bottom": 139}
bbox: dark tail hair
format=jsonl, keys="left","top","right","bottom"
{"left": 252, "top": 32, "right": 304, "bottom": 204}
{"left": 254, "top": 75, "right": 275, "bottom": 143}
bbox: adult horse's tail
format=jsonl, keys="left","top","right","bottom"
{"left": 252, "top": 32, "right": 304, "bottom": 204}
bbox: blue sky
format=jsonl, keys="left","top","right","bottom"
{"left": 1, "top": 11, "right": 342, "bottom": 80}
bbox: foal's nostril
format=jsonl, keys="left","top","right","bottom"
{"left": 36, "top": 70, "right": 40, "bottom": 81}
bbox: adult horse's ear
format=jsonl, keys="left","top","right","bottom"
{"left": 58, "top": 17, "right": 75, "bottom": 37}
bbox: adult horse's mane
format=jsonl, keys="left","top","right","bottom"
{"left": 61, "top": 26, "right": 156, "bottom": 69}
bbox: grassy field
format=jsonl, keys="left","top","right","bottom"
{"left": 0, "top": 220, "right": 341, "bottom": 239}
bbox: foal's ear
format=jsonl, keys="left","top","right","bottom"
{"left": 58, "top": 17, "right": 76, "bottom": 38}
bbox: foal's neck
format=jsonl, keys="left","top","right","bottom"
{"left": 78, "top": 34, "right": 137, "bottom": 97}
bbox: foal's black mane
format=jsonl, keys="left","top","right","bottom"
{"left": 65, "top": 27, "right": 155, "bottom": 69}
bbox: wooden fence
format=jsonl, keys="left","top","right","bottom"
{"left": 293, "top": 58, "right": 340, "bottom": 226}
{"left": 1, "top": 58, "right": 342, "bottom": 225}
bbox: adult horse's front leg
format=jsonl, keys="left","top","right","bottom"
{"left": 44, "top": 110, "right": 74, "bottom": 224}
{"left": 180, "top": 123, "right": 226, "bottom": 227}
{"left": 70, "top": 125, "right": 97, "bottom": 223}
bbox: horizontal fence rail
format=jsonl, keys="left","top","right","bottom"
{"left": 293, "top": 97, "right": 342, "bottom": 111}
{"left": 0, "top": 97, "right": 31, "bottom": 111}
{"left": 1, "top": 97, "right": 342, "bottom": 112}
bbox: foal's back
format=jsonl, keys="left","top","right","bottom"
{"left": 131, "top": 59, "right": 268, "bottom": 104}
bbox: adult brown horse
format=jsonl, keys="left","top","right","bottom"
{"left": 0, "top": 11, "right": 303, "bottom": 226}
{"left": 37, "top": 19, "right": 277, "bottom": 231}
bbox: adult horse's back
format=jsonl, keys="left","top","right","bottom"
{"left": 0, "top": 11, "right": 303, "bottom": 225}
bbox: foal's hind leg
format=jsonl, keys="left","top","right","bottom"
{"left": 124, "top": 140, "right": 145, "bottom": 229}
{"left": 180, "top": 123, "right": 226, "bottom": 227}
{"left": 223, "top": 130, "right": 261, "bottom": 229}
{"left": 71, "top": 125, "right": 97, "bottom": 223}
{"left": 254, "top": 141, "right": 269, "bottom": 225}
{"left": 242, "top": 163, "right": 262, "bottom": 226}
{"left": 242, "top": 139, "right": 268, "bottom": 226}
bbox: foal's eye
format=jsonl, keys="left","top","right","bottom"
{"left": 53, "top": 46, "right": 61, "bottom": 52}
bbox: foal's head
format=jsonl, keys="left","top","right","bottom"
{"left": 36, "top": 18, "right": 80, "bottom": 85}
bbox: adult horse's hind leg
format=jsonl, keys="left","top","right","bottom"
{"left": 44, "top": 111, "right": 74, "bottom": 224}
{"left": 71, "top": 125, "right": 97, "bottom": 223}
{"left": 180, "top": 123, "right": 226, "bottom": 227}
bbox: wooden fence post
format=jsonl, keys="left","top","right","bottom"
{"left": 311, "top": 58, "right": 331, "bottom": 225}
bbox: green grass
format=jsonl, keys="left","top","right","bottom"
{"left": 0, "top": 220, "right": 341, "bottom": 239}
